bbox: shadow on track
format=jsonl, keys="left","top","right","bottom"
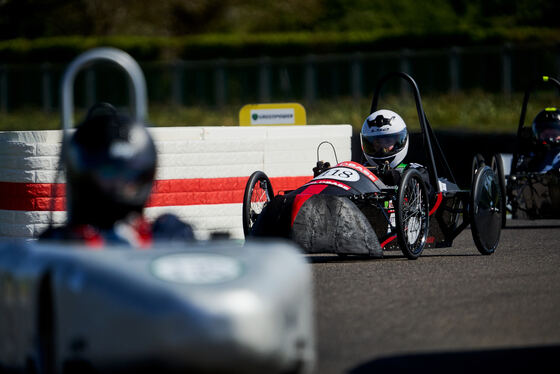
{"left": 503, "top": 219, "right": 560, "bottom": 230}
{"left": 305, "top": 255, "right": 386, "bottom": 264}
{"left": 504, "top": 224, "right": 560, "bottom": 230}
{"left": 306, "top": 251, "right": 483, "bottom": 264}
{"left": 348, "top": 345, "right": 560, "bottom": 374}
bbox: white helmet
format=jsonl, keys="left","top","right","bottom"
{"left": 360, "top": 109, "right": 409, "bottom": 168}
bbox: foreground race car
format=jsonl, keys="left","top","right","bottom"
{"left": 477, "top": 75, "right": 560, "bottom": 225}
{"left": 0, "top": 47, "right": 314, "bottom": 374}
{"left": 0, "top": 239, "right": 315, "bottom": 374}
{"left": 243, "top": 72, "right": 503, "bottom": 259}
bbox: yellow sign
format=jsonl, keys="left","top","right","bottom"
{"left": 239, "top": 103, "right": 306, "bottom": 126}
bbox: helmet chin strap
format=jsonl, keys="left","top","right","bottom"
{"left": 366, "top": 153, "right": 396, "bottom": 168}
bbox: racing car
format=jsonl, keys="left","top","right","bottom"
{"left": 477, "top": 75, "right": 560, "bottom": 225}
{"left": 243, "top": 72, "right": 503, "bottom": 260}
{"left": 0, "top": 239, "right": 315, "bottom": 374}
{"left": 0, "top": 47, "right": 315, "bottom": 374}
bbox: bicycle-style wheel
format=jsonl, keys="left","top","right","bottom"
{"left": 396, "top": 169, "right": 430, "bottom": 260}
{"left": 242, "top": 171, "right": 274, "bottom": 237}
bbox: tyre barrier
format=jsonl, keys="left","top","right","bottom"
{"left": 0, "top": 125, "right": 352, "bottom": 239}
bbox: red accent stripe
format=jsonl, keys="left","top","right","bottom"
{"left": 380, "top": 235, "right": 397, "bottom": 248}
{"left": 290, "top": 184, "right": 328, "bottom": 227}
{"left": 0, "top": 175, "right": 312, "bottom": 211}
{"left": 335, "top": 161, "right": 379, "bottom": 183}
{"left": 303, "top": 179, "right": 351, "bottom": 191}
{"left": 75, "top": 225, "right": 105, "bottom": 248}
{"left": 429, "top": 192, "right": 443, "bottom": 216}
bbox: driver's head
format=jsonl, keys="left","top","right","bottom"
{"left": 63, "top": 103, "right": 157, "bottom": 229}
{"left": 532, "top": 108, "right": 560, "bottom": 146}
{"left": 360, "top": 109, "right": 409, "bottom": 168}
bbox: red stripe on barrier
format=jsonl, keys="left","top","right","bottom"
{"left": 0, "top": 176, "right": 312, "bottom": 211}
{"left": 0, "top": 182, "right": 66, "bottom": 211}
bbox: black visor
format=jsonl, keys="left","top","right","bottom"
{"left": 361, "top": 130, "right": 408, "bottom": 158}
{"left": 533, "top": 121, "right": 560, "bottom": 144}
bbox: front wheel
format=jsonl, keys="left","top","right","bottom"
{"left": 470, "top": 165, "right": 502, "bottom": 255}
{"left": 396, "top": 169, "right": 430, "bottom": 260}
{"left": 242, "top": 171, "right": 274, "bottom": 237}
{"left": 490, "top": 153, "right": 507, "bottom": 228}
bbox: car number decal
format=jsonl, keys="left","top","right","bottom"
{"left": 315, "top": 167, "right": 360, "bottom": 182}
{"left": 151, "top": 253, "right": 243, "bottom": 284}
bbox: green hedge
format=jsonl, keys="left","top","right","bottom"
{"left": 0, "top": 27, "right": 559, "bottom": 63}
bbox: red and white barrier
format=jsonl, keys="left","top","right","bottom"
{"left": 0, "top": 125, "right": 352, "bottom": 239}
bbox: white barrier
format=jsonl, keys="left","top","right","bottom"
{"left": 0, "top": 125, "right": 352, "bottom": 239}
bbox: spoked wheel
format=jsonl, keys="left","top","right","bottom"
{"left": 396, "top": 169, "right": 430, "bottom": 260}
{"left": 470, "top": 165, "right": 502, "bottom": 255}
{"left": 471, "top": 153, "right": 486, "bottom": 184}
{"left": 243, "top": 171, "right": 274, "bottom": 237}
{"left": 490, "top": 153, "right": 507, "bottom": 228}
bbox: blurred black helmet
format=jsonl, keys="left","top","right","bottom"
{"left": 532, "top": 108, "right": 560, "bottom": 147}
{"left": 64, "top": 103, "right": 157, "bottom": 228}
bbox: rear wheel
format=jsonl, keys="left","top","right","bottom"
{"left": 243, "top": 171, "right": 274, "bottom": 237}
{"left": 396, "top": 169, "right": 430, "bottom": 260}
{"left": 470, "top": 165, "right": 502, "bottom": 255}
{"left": 490, "top": 153, "right": 507, "bottom": 228}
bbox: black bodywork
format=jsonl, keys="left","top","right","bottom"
{"left": 245, "top": 73, "right": 502, "bottom": 259}
{"left": 504, "top": 76, "right": 560, "bottom": 220}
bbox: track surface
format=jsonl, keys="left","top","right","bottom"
{"left": 310, "top": 219, "right": 560, "bottom": 373}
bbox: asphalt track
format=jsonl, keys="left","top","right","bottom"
{"left": 309, "top": 219, "right": 560, "bottom": 374}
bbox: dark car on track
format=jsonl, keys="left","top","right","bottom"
{"left": 475, "top": 75, "right": 560, "bottom": 225}
{"left": 243, "top": 72, "right": 503, "bottom": 260}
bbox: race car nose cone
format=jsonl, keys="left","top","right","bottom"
{"left": 292, "top": 194, "right": 383, "bottom": 257}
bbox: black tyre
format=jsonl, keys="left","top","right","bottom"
{"left": 471, "top": 153, "right": 486, "bottom": 184}
{"left": 470, "top": 165, "right": 502, "bottom": 255}
{"left": 243, "top": 171, "right": 274, "bottom": 237}
{"left": 490, "top": 153, "right": 507, "bottom": 228}
{"left": 396, "top": 169, "right": 430, "bottom": 260}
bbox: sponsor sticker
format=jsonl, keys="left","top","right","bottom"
{"left": 250, "top": 108, "right": 295, "bottom": 125}
{"left": 151, "top": 253, "right": 243, "bottom": 285}
{"left": 336, "top": 161, "right": 379, "bottom": 183}
{"left": 239, "top": 103, "right": 306, "bottom": 126}
{"left": 304, "top": 180, "right": 351, "bottom": 191}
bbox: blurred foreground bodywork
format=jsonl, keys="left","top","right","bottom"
{"left": 0, "top": 239, "right": 315, "bottom": 374}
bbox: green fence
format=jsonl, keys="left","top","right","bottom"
{"left": 0, "top": 44, "right": 558, "bottom": 112}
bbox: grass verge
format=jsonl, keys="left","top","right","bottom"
{"left": 0, "top": 91, "right": 557, "bottom": 133}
